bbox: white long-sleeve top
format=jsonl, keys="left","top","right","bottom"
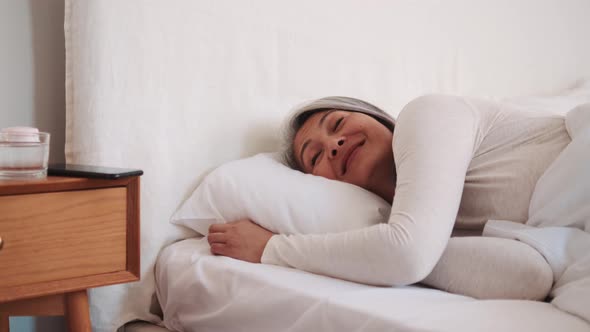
{"left": 261, "top": 94, "right": 570, "bottom": 286}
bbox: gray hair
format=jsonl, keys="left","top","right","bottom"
{"left": 282, "top": 96, "right": 395, "bottom": 171}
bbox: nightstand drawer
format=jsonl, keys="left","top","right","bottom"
{"left": 0, "top": 188, "right": 127, "bottom": 288}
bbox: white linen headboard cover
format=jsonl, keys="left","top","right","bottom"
{"left": 64, "top": 0, "right": 590, "bottom": 330}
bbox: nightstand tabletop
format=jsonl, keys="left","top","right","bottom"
{"left": 0, "top": 176, "right": 134, "bottom": 196}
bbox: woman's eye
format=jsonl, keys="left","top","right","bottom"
{"left": 311, "top": 151, "right": 321, "bottom": 166}
{"left": 333, "top": 117, "right": 344, "bottom": 131}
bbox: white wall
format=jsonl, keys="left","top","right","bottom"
{"left": 0, "top": 0, "right": 66, "bottom": 330}
{"left": 0, "top": 0, "right": 65, "bottom": 164}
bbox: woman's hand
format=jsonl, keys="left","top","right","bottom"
{"left": 207, "top": 219, "right": 274, "bottom": 263}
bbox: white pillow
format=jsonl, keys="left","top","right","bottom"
{"left": 171, "top": 153, "right": 391, "bottom": 235}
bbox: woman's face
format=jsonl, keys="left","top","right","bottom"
{"left": 293, "top": 109, "right": 394, "bottom": 192}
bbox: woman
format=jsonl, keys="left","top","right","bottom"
{"left": 207, "top": 94, "right": 569, "bottom": 287}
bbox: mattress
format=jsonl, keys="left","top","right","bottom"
{"left": 155, "top": 238, "right": 590, "bottom": 332}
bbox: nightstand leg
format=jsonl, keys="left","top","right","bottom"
{"left": 0, "top": 313, "right": 8, "bottom": 332}
{"left": 65, "top": 290, "right": 91, "bottom": 332}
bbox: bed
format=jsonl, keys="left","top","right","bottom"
{"left": 63, "top": 0, "right": 590, "bottom": 331}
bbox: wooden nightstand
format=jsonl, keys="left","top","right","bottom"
{"left": 0, "top": 176, "right": 141, "bottom": 332}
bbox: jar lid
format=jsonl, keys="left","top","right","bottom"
{"left": 0, "top": 127, "right": 40, "bottom": 143}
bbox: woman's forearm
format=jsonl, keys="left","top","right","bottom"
{"left": 262, "top": 219, "right": 447, "bottom": 286}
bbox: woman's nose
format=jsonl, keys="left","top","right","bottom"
{"left": 330, "top": 138, "right": 345, "bottom": 158}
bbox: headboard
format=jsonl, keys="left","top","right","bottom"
{"left": 64, "top": 0, "right": 590, "bottom": 330}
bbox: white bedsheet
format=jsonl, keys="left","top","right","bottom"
{"left": 155, "top": 238, "right": 589, "bottom": 332}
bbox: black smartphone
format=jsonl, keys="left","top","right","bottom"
{"left": 48, "top": 164, "right": 143, "bottom": 179}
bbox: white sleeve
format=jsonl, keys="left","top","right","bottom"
{"left": 261, "top": 94, "right": 479, "bottom": 286}
{"left": 422, "top": 237, "right": 552, "bottom": 300}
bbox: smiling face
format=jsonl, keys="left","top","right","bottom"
{"left": 293, "top": 109, "right": 395, "bottom": 200}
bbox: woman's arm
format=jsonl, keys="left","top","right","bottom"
{"left": 261, "top": 95, "right": 479, "bottom": 286}
{"left": 422, "top": 236, "right": 552, "bottom": 300}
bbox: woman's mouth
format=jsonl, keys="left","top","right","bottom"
{"left": 342, "top": 140, "right": 365, "bottom": 175}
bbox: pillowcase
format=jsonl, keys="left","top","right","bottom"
{"left": 171, "top": 153, "right": 391, "bottom": 235}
